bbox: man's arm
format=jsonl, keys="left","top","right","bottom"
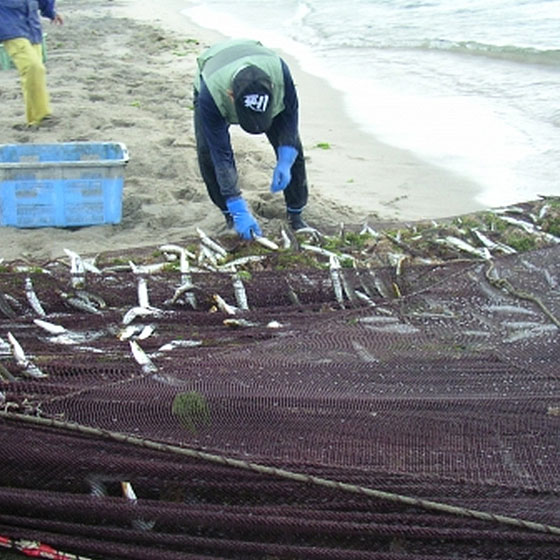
{"left": 268, "top": 60, "right": 301, "bottom": 193}
{"left": 37, "top": 0, "right": 57, "bottom": 21}
{"left": 197, "top": 81, "right": 240, "bottom": 200}
{"left": 269, "top": 59, "right": 300, "bottom": 147}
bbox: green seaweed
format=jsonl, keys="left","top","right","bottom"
{"left": 172, "top": 392, "right": 211, "bottom": 434}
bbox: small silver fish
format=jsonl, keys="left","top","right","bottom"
{"left": 354, "top": 290, "right": 377, "bottom": 307}
{"left": 199, "top": 244, "right": 219, "bottom": 267}
{"left": 538, "top": 204, "right": 550, "bottom": 220}
{"left": 156, "top": 339, "right": 202, "bottom": 353}
{"left": 387, "top": 253, "right": 407, "bottom": 277}
{"left": 352, "top": 340, "right": 379, "bottom": 363}
{"left": 122, "top": 306, "right": 161, "bottom": 325}
{"left": 179, "top": 253, "right": 197, "bottom": 309}
{"left": 0, "top": 362, "right": 17, "bottom": 382}
{"left": 64, "top": 248, "right": 86, "bottom": 288}
{"left": 82, "top": 257, "right": 102, "bottom": 275}
{"left": 169, "top": 280, "right": 196, "bottom": 306}
{"left": 7, "top": 331, "right": 48, "bottom": 378}
{"left": 492, "top": 206, "right": 526, "bottom": 215}
{"left": 500, "top": 215, "right": 560, "bottom": 244}
{"left": 217, "top": 255, "right": 267, "bottom": 271}
{"left": 359, "top": 223, "right": 380, "bottom": 237}
{"left": 301, "top": 243, "right": 337, "bottom": 259}
{"left": 369, "top": 271, "right": 392, "bottom": 300}
{"left": 197, "top": 227, "right": 228, "bottom": 258}
{"left": 75, "top": 289, "right": 107, "bottom": 309}
{"left": 137, "top": 325, "right": 155, "bottom": 340}
{"left": 280, "top": 227, "right": 291, "bottom": 249}
{"left": 223, "top": 318, "right": 258, "bottom": 328}
{"left": 472, "top": 230, "right": 516, "bottom": 255}
{"left": 25, "top": 277, "right": 46, "bottom": 317}
{"left": 118, "top": 324, "right": 154, "bottom": 342}
{"left": 232, "top": 271, "right": 249, "bottom": 310}
{"left": 285, "top": 280, "right": 301, "bottom": 307}
{"left": 129, "top": 261, "right": 168, "bottom": 274}
{"left": 339, "top": 268, "right": 357, "bottom": 304}
{"left": 33, "top": 318, "right": 66, "bottom": 335}
{"left": 0, "top": 335, "right": 11, "bottom": 355}
{"left": 302, "top": 243, "right": 356, "bottom": 265}
{"left": 121, "top": 481, "right": 156, "bottom": 531}
{"left": 0, "top": 292, "right": 17, "bottom": 319}
{"left": 179, "top": 249, "right": 192, "bottom": 283}
{"left": 118, "top": 324, "right": 144, "bottom": 341}
{"left": 159, "top": 243, "right": 196, "bottom": 260}
{"left": 293, "top": 226, "right": 323, "bottom": 241}
{"left": 329, "top": 255, "right": 345, "bottom": 308}
{"left": 60, "top": 292, "right": 102, "bottom": 315}
{"left": 88, "top": 476, "right": 109, "bottom": 498}
{"left": 439, "top": 236, "right": 491, "bottom": 259}
{"left": 137, "top": 277, "right": 150, "bottom": 309}
{"left": 212, "top": 294, "right": 237, "bottom": 315}
{"left": 253, "top": 235, "right": 279, "bottom": 250}
{"left": 7, "top": 331, "right": 28, "bottom": 366}
{"left": 129, "top": 340, "right": 157, "bottom": 373}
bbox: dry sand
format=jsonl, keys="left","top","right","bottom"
{"left": 0, "top": 0, "right": 486, "bottom": 263}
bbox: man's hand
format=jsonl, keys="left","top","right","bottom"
{"left": 226, "top": 197, "right": 262, "bottom": 240}
{"left": 271, "top": 146, "right": 298, "bottom": 192}
{"left": 51, "top": 14, "right": 64, "bottom": 25}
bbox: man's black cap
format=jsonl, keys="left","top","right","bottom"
{"left": 232, "top": 65, "right": 273, "bottom": 134}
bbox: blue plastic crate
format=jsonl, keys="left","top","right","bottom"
{"left": 0, "top": 142, "right": 128, "bottom": 228}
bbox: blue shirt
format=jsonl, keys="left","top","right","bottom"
{"left": 0, "top": 0, "right": 57, "bottom": 44}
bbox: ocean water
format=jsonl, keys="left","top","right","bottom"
{"left": 182, "top": 0, "right": 560, "bottom": 208}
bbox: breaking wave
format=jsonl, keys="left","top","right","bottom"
{"left": 423, "top": 39, "right": 560, "bottom": 66}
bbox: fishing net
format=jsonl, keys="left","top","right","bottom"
{"left": 0, "top": 236, "right": 559, "bottom": 560}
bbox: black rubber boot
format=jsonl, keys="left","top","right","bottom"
{"left": 287, "top": 211, "right": 309, "bottom": 231}
{"left": 223, "top": 212, "right": 234, "bottom": 229}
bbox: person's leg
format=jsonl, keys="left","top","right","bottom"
{"left": 4, "top": 38, "right": 51, "bottom": 125}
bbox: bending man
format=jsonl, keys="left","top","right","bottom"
{"left": 193, "top": 39, "right": 309, "bottom": 239}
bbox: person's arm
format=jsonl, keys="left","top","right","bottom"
{"left": 269, "top": 59, "right": 300, "bottom": 192}
{"left": 197, "top": 80, "right": 241, "bottom": 200}
{"left": 197, "top": 80, "right": 261, "bottom": 239}
{"left": 270, "top": 59, "right": 300, "bottom": 146}
{"left": 37, "top": 0, "right": 56, "bottom": 21}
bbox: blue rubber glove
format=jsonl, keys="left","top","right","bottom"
{"left": 225, "top": 197, "right": 262, "bottom": 240}
{"left": 271, "top": 145, "right": 298, "bottom": 193}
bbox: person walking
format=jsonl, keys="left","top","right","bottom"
{"left": 0, "top": 0, "right": 63, "bottom": 128}
{"left": 193, "top": 38, "right": 309, "bottom": 240}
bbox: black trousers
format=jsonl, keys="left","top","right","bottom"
{"left": 193, "top": 93, "right": 308, "bottom": 214}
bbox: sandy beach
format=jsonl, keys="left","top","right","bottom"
{"left": 0, "top": 0, "right": 486, "bottom": 263}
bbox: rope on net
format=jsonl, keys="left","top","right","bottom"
{"left": 484, "top": 260, "right": 560, "bottom": 328}
{"left": 2, "top": 410, "right": 559, "bottom": 537}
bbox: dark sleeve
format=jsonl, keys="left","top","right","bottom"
{"left": 197, "top": 80, "right": 240, "bottom": 199}
{"left": 38, "top": 0, "right": 56, "bottom": 19}
{"left": 268, "top": 59, "right": 300, "bottom": 147}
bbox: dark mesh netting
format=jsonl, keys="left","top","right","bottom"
{"left": 0, "top": 243, "right": 559, "bottom": 559}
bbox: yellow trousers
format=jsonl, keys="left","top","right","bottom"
{"left": 3, "top": 38, "right": 51, "bottom": 125}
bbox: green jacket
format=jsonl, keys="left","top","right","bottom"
{"left": 196, "top": 39, "right": 285, "bottom": 124}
